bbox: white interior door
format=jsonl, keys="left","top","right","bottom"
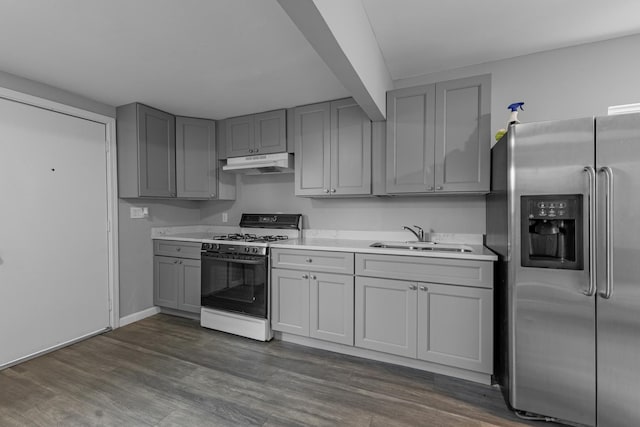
{"left": 0, "top": 97, "right": 111, "bottom": 368}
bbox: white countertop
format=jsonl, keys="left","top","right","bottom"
{"left": 152, "top": 227, "right": 497, "bottom": 261}
{"left": 270, "top": 237, "right": 496, "bottom": 261}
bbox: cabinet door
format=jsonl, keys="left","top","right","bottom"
{"left": 137, "top": 104, "right": 176, "bottom": 197}
{"left": 225, "top": 115, "right": 254, "bottom": 157}
{"left": 309, "top": 273, "right": 354, "bottom": 345}
{"left": 434, "top": 75, "right": 490, "bottom": 192}
{"left": 271, "top": 269, "right": 310, "bottom": 336}
{"left": 386, "top": 84, "right": 436, "bottom": 194}
{"left": 176, "top": 117, "right": 217, "bottom": 199}
{"left": 330, "top": 99, "right": 372, "bottom": 195}
{"left": 294, "top": 102, "right": 331, "bottom": 196}
{"left": 355, "top": 277, "right": 417, "bottom": 358}
{"left": 153, "top": 256, "right": 179, "bottom": 309}
{"left": 417, "top": 283, "right": 493, "bottom": 373}
{"left": 178, "top": 258, "right": 201, "bottom": 314}
{"left": 254, "top": 110, "right": 286, "bottom": 155}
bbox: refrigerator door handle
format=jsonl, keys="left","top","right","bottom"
{"left": 584, "top": 166, "right": 597, "bottom": 296}
{"left": 599, "top": 166, "right": 614, "bottom": 299}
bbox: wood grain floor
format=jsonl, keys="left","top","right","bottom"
{"left": 0, "top": 314, "right": 551, "bottom": 426}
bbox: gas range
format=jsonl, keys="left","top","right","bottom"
{"left": 200, "top": 213, "right": 302, "bottom": 341}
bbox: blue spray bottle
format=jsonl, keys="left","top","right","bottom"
{"left": 495, "top": 102, "right": 525, "bottom": 141}
{"left": 507, "top": 102, "right": 525, "bottom": 125}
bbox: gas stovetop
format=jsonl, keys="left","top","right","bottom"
{"left": 202, "top": 213, "right": 302, "bottom": 255}
{"left": 210, "top": 233, "right": 290, "bottom": 243}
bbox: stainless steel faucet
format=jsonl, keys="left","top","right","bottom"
{"left": 402, "top": 225, "right": 427, "bottom": 242}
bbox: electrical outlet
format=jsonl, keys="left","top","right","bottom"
{"left": 222, "top": 212, "right": 228, "bottom": 223}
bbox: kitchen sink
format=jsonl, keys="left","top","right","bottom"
{"left": 369, "top": 242, "right": 473, "bottom": 253}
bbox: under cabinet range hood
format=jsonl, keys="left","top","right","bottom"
{"left": 222, "top": 152, "right": 294, "bottom": 175}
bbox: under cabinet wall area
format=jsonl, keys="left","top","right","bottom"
{"left": 117, "top": 102, "right": 235, "bottom": 201}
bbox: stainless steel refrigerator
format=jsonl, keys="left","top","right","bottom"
{"left": 486, "top": 113, "right": 640, "bottom": 426}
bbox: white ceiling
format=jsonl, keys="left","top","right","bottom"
{"left": 1, "top": 0, "right": 639, "bottom": 119}
{"left": 361, "top": 0, "right": 640, "bottom": 80}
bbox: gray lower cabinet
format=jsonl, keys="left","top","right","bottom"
{"left": 354, "top": 276, "right": 417, "bottom": 358}
{"left": 417, "top": 282, "right": 492, "bottom": 373}
{"left": 117, "top": 103, "right": 176, "bottom": 198}
{"left": 153, "top": 241, "right": 201, "bottom": 314}
{"left": 355, "top": 253, "right": 493, "bottom": 374}
{"left": 271, "top": 268, "right": 354, "bottom": 345}
{"left": 176, "top": 116, "right": 217, "bottom": 199}
{"left": 295, "top": 98, "right": 371, "bottom": 196}
{"left": 225, "top": 109, "right": 287, "bottom": 157}
{"left": 386, "top": 74, "right": 490, "bottom": 194}
{"left": 271, "top": 248, "right": 355, "bottom": 345}
{"left": 354, "top": 276, "right": 492, "bottom": 373}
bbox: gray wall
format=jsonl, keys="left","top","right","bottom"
{"left": 396, "top": 33, "right": 640, "bottom": 136}
{"left": 5, "top": 33, "right": 640, "bottom": 319}
{"left": 199, "top": 174, "right": 485, "bottom": 234}
{"left": 118, "top": 199, "right": 201, "bottom": 316}
{"left": 202, "top": 34, "right": 640, "bottom": 234}
{"left": 0, "top": 69, "right": 115, "bottom": 118}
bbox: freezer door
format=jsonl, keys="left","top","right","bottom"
{"left": 510, "top": 118, "right": 596, "bottom": 425}
{"left": 595, "top": 113, "right": 640, "bottom": 427}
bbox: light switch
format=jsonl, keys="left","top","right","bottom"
{"left": 222, "top": 212, "right": 228, "bottom": 223}
{"left": 130, "top": 207, "right": 148, "bottom": 219}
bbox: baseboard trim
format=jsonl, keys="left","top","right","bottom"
{"left": 119, "top": 306, "right": 161, "bottom": 327}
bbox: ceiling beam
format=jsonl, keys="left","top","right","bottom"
{"left": 277, "top": 0, "right": 392, "bottom": 121}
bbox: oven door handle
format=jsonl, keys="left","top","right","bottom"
{"left": 201, "top": 253, "right": 266, "bottom": 265}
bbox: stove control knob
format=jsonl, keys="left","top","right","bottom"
{"left": 252, "top": 247, "right": 258, "bottom": 253}
{"left": 244, "top": 247, "right": 250, "bottom": 252}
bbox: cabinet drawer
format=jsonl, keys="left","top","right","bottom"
{"left": 355, "top": 254, "right": 492, "bottom": 289}
{"left": 153, "top": 240, "right": 201, "bottom": 259}
{"left": 271, "top": 249, "right": 354, "bottom": 274}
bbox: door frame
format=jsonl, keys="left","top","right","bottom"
{"left": 0, "top": 86, "right": 120, "bottom": 328}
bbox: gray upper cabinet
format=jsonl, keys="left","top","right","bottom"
{"left": 118, "top": 103, "right": 235, "bottom": 200}
{"left": 386, "top": 74, "right": 490, "bottom": 194}
{"left": 386, "top": 84, "right": 436, "bottom": 193}
{"left": 434, "top": 75, "right": 490, "bottom": 192}
{"left": 254, "top": 109, "right": 287, "bottom": 154}
{"left": 117, "top": 103, "right": 176, "bottom": 198}
{"left": 225, "top": 109, "right": 286, "bottom": 157}
{"left": 294, "top": 102, "right": 331, "bottom": 196}
{"left": 175, "top": 117, "right": 217, "bottom": 199}
{"left": 225, "top": 114, "right": 253, "bottom": 157}
{"left": 295, "top": 98, "right": 372, "bottom": 197}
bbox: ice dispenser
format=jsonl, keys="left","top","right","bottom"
{"left": 521, "top": 194, "right": 583, "bottom": 269}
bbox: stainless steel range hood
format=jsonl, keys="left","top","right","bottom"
{"left": 222, "top": 152, "right": 294, "bottom": 175}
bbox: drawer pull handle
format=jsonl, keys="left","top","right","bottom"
{"left": 409, "top": 284, "right": 417, "bottom": 290}
{"left": 305, "top": 258, "right": 312, "bottom": 263}
{"left": 302, "top": 274, "right": 309, "bottom": 279}
{"left": 310, "top": 275, "right": 316, "bottom": 280}
{"left": 176, "top": 248, "right": 181, "bottom": 252}
{"left": 419, "top": 286, "right": 428, "bottom": 291}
